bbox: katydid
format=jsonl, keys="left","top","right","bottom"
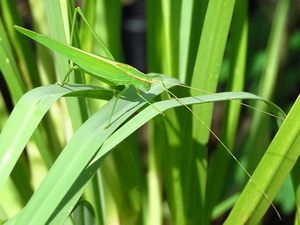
{"left": 15, "top": 28, "right": 165, "bottom": 127}
{"left": 14, "top": 7, "right": 285, "bottom": 219}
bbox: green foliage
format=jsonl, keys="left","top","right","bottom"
{"left": 0, "top": 0, "right": 299, "bottom": 224}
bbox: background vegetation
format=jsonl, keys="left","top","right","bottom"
{"left": 0, "top": 0, "right": 299, "bottom": 224}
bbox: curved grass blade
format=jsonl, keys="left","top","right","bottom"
{"left": 0, "top": 72, "right": 285, "bottom": 224}
{"left": 29, "top": 97, "right": 287, "bottom": 224}
{"left": 0, "top": 76, "right": 178, "bottom": 225}
{"left": 0, "top": 84, "right": 114, "bottom": 191}
{"left": 224, "top": 95, "right": 300, "bottom": 224}
{"left": 48, "top": 90, "right": 286, "bottom": 225}
{"left": 71, "top": 199, "right": 96, "bottom": 225}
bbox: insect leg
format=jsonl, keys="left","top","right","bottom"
{"left": 136, "top": 89, "right": 165, "bottom": 116}
{"left": 72, "top": 7, "right": 115, "bottom": 60}
{"left": 106, "top": 86, "right": 128, "bottom": 128}
{"left": 106, "top": 86, "right": 165, "bottom": 128}
{"left": 55, "top": 65, "right": 80, "bottom": 86}
{"left": 150, "top": 74, "right": 172, "bottom": 99}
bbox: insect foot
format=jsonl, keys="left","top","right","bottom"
{"left": 55, "top": 81, "right": 64, "bottom": 86}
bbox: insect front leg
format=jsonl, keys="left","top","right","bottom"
{"left": 105, "top": 86, "right": 128, "bottom": 128}
{"left": 136, "top": 89, "right": 165, "bottom": 116}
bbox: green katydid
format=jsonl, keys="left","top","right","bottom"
{"left": 15, "top": 30, "right": 164, "bottom": 128}
{"left": 14, "top": 7, "right": 285, "bottom": 218}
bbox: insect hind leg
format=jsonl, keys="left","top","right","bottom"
{"left": 71, "top": 7, "right": 115, "bottom": 60}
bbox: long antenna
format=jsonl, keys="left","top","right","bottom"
{"left": 152, "top": 80, "right": 282, "bottom": 220}
{"left": 152, "top": 79, "right": 285, "bottom": 121}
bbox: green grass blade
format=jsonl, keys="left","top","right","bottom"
{"left": 188, "top": 1, "right": 236, "bottom": 223}
{"left": 95, "top": 0, "right": 123, "bottom": 61}
{"left": 0, "top": 76, "right": 172, "bottom": 224}
{"left": 0, "top": 92, "right": 9, "bottom": 130}
{"left": 205, "top": 0, "right": 248, "bottom": 221}
{"left": 71, "top": 200, "right": 96, "bottom": 225}
{"left": 292, "top": 158, "right": 300, "bottom": 223}
{"left": 70, "top": 7, "right": 115, "bottom": 61}
{"left": 44, "top": 0, "right": 70, "bottom": 62}
{"left": 0, "top": 14, "right": 52, "bottom": 199}
{"left": 1, "top": 71, "right": 285, "bottom": 224}
{"left": 146, "top": 0, "right": 163, "bottom": 72}
{"left": 43, "top": 0, "right": 89, "bottom": 131}
{"left": 161, "top": 0, "right": 181, "bottom": 77}
{"left": 178, "top": 0, "right": 194, "bottom": 81}
{"left": 0, "top": 0, "right": 41, "bottom": 88}
{"left": 0, "top": 18, "right": 25, "bottom": 103}
{"left": 2, "top": 2, "right": 296, "bottom": 223}
{"left": 224, "top": 95, "right": 300, "bottom": 224}
{"left": 78, "top": 0, "right": 96, "bottom": 52}
{"left": 191, "top": 0, "right": 236, "bottom": 144}
{"left": 10, "top": 80, "right": 170, "bottom": 225}
{"left": 179, "top": 0, "right": 207, "bottom": 83}
{"left": 27, "top": 0, "right": 56, "bottom": 85}
{"left": 88, "top": 170, "right": 106, "bottom": 225}
{"left": 102, "top": 136, "right": 144, "bottom": 224}
{"left": 100, "top": 92, "right": 285, "bottom": 158}
{"left": 47, "top": 91, "right": 285, "bottom": 225}
{"left": 246, "top": 0, "right": 290, "bottom": 173}
{"left": 147, "top": 119, "right": 165, "bottom": 225}
{"left": 0, "top": 84, "right": 113, "bottom": 191}
{"left": 150, "top": 2, "right": 195, "bottom": 223}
